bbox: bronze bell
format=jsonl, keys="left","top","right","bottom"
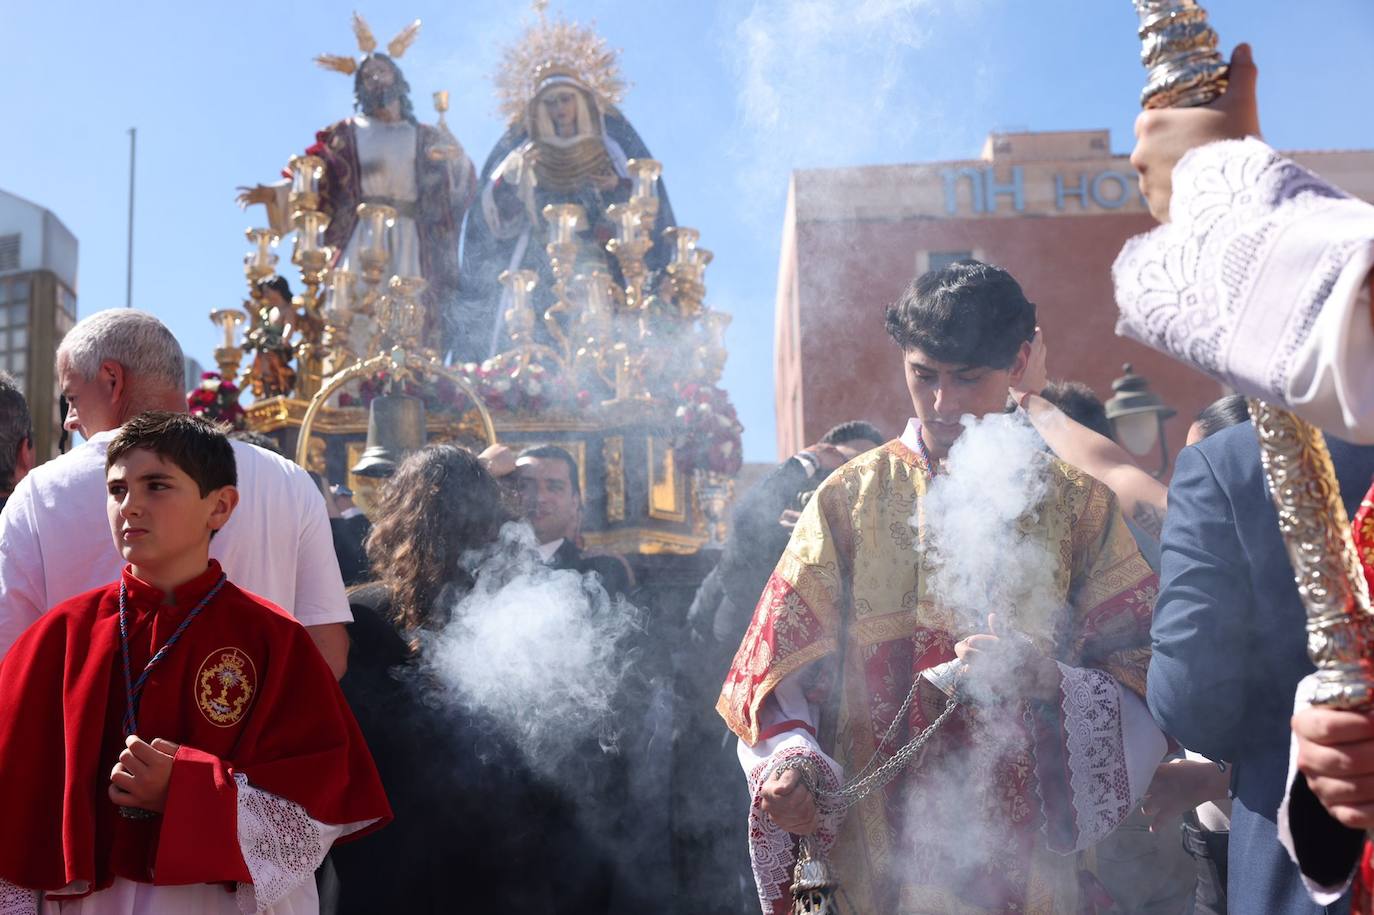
{"left": 351, "top": 394, "right": 426, "bottom": 478}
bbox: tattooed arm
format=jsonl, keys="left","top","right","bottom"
{"left": 1017, "top": 392, "right": 1169, "bottom": 532}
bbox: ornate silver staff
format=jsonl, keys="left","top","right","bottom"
{"left": 1131, "top": 0, "right": 1374, "bottom": 709}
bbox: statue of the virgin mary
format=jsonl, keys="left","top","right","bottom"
{"left": 450, "top": 12, "right": 676, "bottom": 362}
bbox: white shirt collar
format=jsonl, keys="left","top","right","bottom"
{"left": 899, "top": 418, "right": 922, "bottom": 452}
{"left": 537, "top": 538, "right": 565, "bottom": 562}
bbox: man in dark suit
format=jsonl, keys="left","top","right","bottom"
{"left": 478, "top": 442, "right": 633, "bottom": 596}
{"left": 514, "top": 444, "right": 633, "bottom": 597}
{"left": 1149, "top": 421, "right": 1374, "bottom": 913}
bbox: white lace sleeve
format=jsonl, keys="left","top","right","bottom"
{"left": 1113, "top": 137, "right": 1374, "bottom": 444}
{"left": 232, "top": 773, "right": 378, "bottom": 914}
{"left": 1057, "top": 663, "right": 1166, "bottom": 851}
{"left": 0, "top": 880, "right": 37, "bottom": 915}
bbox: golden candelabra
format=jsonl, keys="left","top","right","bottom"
{"left": 664, "top": 226, "right": 713, "bottom": 318}
{"left": 606, "top": 203, "right": 651, "bottom": 311}
{"left": 541, "top": 203, "right": 585, "bottom": 362}
{"left": 1131, "top": 1, "right": 1374, "bottom": 709}
{"left": 209, "top": 309, "right": 247, "bottom": 381}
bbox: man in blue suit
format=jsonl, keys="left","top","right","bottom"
{"left": 1149, "top": 421, "right": 1374, "bottom": 913}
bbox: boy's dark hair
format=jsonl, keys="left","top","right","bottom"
{"left": 1194, "top": 393, "right": 1250, "bottom": 441}
{"left": 885, "top": 260, "right": 1036, "bottom": 368}
{"left": 107, "top": 411, "right": 237, "bottom": 497}
{"left": 1040, "top": 381, "right": 1114, "bottom": 441}
{"left": 517, "top": 444, "right": 581, "bottom": 501}
{"left": 821, "top": 420, "right": 885, "bottom": 447}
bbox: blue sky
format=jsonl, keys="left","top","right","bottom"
{"left": 3, "top": 0, "right": 1371, "bottom": 460}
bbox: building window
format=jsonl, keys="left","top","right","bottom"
{"left": 917, "top": 247, "right": 983, "bottom": 272}
{"left": 0, "top": 235, "right": 18, "bottom": 273}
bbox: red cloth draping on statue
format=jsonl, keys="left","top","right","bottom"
{"left": 718, "top": 435, "right": 1159, "bottom": 914}
{"left": 0, "top": 561, "right": 390, "bottom": 896}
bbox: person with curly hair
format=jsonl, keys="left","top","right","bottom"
{"left": 329, "top": 444, "right": 612, "bottom": 912}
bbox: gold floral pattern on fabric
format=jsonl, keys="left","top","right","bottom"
{"left": 718, "top": 440, "right": 1156, "bottom": 912}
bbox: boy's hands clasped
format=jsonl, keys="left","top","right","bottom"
{"left": 109, "top": 735, "right": 181, "bottom": 814}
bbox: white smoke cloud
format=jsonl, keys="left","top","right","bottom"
{"left": 422, "top": 521, "right": 643, "bottom": 775}
{"left": 919, "top": 410, "right": 1059, "bottom": 644}
{"left": 724, "top": 0, "right": 988, "bottom": 207}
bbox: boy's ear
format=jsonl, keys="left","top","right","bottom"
{"left": 207, "top": 485, "right": 240, "bottom": 533}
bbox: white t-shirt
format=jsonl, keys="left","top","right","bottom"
{"left": 0, "top": 431, "right": 351, "bottom": 658}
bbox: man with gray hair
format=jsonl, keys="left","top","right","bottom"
{"left": 0, "top": 371, "right": 34, "bottom": 514}
{"left": 0, "top": 309, "right": 352, "bottom": 675}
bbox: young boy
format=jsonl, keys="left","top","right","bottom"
{"left": 0, "top": 412, "right": 390, "bottom": 913}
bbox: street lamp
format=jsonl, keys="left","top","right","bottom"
{"left": 1105, "top": 363, "right": 1177, "bottom": 478}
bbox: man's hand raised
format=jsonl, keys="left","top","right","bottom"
{"left": 1131, "top": 43, "right": 1261, "bottom": 223}
{"left": 761, "top": 767, "right": 819, "bottom": 835}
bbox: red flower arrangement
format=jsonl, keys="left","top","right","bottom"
{"left": 187, "top": 372, "right": 246, "bottom": 430}
{"left": 672, "top": 382, "right": 744, "bottom": 476}
{"left": 336, "top": 360, "right": 566, "bottom": 417}
{"left": 467, "top": 360, "right": 560, "bottom": 414}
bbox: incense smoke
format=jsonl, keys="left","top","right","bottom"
{"left": 423, "top": 521, "right": 643, "bottom": 776}
{"left": 902, "top": 411, "right": 1064, "bottom": 883}
{"left": 920, "top": 410, "right": 1059, "bottom": 648}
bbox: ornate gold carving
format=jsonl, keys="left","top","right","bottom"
{"left": 603, "top": 435, "right": 625, "bottom": 523}
{"left": 582, "top": 526, "right": 705, "bottom": 556}
{"left": 1250, "top": 400, "right": 1374, "bottom": 708}
{"left": 648, "top": 436, "right": 685, "bottom": 522}
{"left": 306, "top": 435, "right": 328, "bottom": 474}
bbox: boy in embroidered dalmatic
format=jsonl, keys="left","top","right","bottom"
{"left": 719, "top": 262, "right": 1165, "bottom": 915}
{"left": 0, "top": 412, "right": 391, "bottom": 914}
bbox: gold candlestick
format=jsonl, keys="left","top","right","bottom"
{"left": 355, "top": 202, "right": 397, "bottom": 289}
{"left": 381, "top": 275, "right": 429, "bottom": 354}
{"left": 664, "top": 226, "right": 712, "bottom": 318}
{"left": 288, "top": 154, "right": 326, "bottom": 216}
{"left": 243, "top": 228, "right": 280, "bottom": 314}
{"left": 322, "top": 268, "right": 357, "bottom": 374}
{"left": 542, "top": 203, "right": 585, "bottom": 361}
{"left": 605, "top": 203, "right": 652, "bottom": 311}
{"left": 209, "top": 309, "right": 247, "bottom": 383}
{"left": 626, "top": 158, "right": 662, "bottom": 226}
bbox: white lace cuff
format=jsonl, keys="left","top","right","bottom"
{"left": 0, "top": 880, "right": 36, "bottom": 915}
{"left": 1056, "top": 663, "right": 1164, "bottom": 851}
{"left": 740, "top": 733, "right": 844, "bottom": 914}
{"left": 1113, "top": 137, "right": 1374, "bottom": 443}
{"left": 232, "top": 773, "right": 377, "bottom": 914}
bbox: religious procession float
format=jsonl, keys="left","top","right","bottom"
{"left": 204, "top": 7, "right": 738, "bottom": 589}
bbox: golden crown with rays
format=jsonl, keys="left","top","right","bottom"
{"left": 315, "top": 12, "right": 422, "bottom": 77}
{"left": 494, "top": 3, "right": 627, "bottom": 125}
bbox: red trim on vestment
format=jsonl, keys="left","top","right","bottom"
{"left": 758, "top": 719, "right": 817, "bottom": 742}
{"left": 154, "top": 746, "right": 250, "bottom": 886}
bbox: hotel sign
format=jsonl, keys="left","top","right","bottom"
{"left": 940, "top": 166, "right": 1147, "bottom": 215}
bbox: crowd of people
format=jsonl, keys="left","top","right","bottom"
{"left": 1, "top": 36, "right": 1373, "bottom": 915}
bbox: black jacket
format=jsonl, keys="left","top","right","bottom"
{"left": 549, "top": 539, "right": 633, "bottom": 599}
{"left": 333, "top": 585, "right": 615, "bottom": 913}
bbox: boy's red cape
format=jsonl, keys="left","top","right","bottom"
{"left": 0, "top": 561, "right": 391, "bottom": 894}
